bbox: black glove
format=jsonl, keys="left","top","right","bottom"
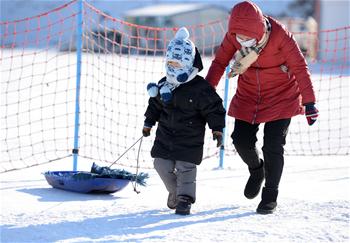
{"left": 142, "top": 126, "right": 151, "bottom": 137}
{"left": 212, "top": 131, "right": 223, "bottom": 147}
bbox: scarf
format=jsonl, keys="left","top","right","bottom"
{"left": 163, "top": 67, "right": 199, "bottom": 91}
{"left": 229, "top": 19, "right": 272, "bottom": 78}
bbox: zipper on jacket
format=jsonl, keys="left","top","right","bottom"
{"left": 169, "top": 94, "right": 176, "bottom": 152}
{"left": 172, "top": 94, "right": 177, "bottom": 129}
{"left": 252, "top": 62, "right": 261, "bottom": 124}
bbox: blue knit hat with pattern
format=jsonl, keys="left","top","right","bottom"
{"left": 165, "top": 27, "right": 195, "bottom": 84}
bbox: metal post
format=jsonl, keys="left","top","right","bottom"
{"left": 73, "top": 0, "right": 83, "bottom": 171}
{"left": 219, "top": 66, "right": 230, "bottom": 168}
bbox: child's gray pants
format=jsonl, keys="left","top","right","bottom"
{"left": 154, "top": 158, "right": 197, "bottom": 203}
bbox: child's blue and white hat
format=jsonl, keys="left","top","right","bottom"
{"left": 147, "top": 27, "right": 202, "bottom": 103}
{"left": 165, "top": 27, "right": 196, "bottom": 84}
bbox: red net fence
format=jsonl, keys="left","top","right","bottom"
{"left": 1, "top": 1, "right": 349, "bottom": 172}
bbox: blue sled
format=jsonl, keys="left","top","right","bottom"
{"left": 44, "top": 171, "right": 130, "bottom": 193}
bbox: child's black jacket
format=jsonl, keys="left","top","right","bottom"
{"left": 144, "top": 75, "right": 225, "bottom": 164}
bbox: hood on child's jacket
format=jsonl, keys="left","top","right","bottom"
{"left": 193, "top": 47, "right": 203, "bottom": 72}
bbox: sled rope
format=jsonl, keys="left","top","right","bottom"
{"left": 108, "top": 136, "right": 144, "bottom": 168}
{"left": 108, "top": 135, "right": 144, "bottom": 193}
{"left": 133, "top": 136, "right": 143, "bottom": 194}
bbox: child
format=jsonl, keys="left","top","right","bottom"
{"left": 142, "top": 27, "right": 226, "bottom": 215}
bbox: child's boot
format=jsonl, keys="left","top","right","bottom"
{"left": 175, "top": 196, "right": 191, "bottom": 215}
{"left": 167, "top": 193, "right": 177, "bottom": 209}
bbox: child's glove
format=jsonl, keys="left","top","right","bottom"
{"left": 142, "top": 126, "right": 151, "bottom": 137}
{"left": 305, "top": 103, "right": 319, "bottom": 126}
{"left": 212, "top": 131, "right": 223, "bottom": 147}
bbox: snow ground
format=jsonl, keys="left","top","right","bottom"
{"left": 1, "top": 155, "right": 349, "bottom": 243}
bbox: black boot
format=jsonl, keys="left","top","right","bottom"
{"left": 244, "top": 160, "right": 265, "bottom": 199}
{"left": 256, "top": 187, "right": 278, "bottom": 214}
{"left": 175, "top": 196, "right": 191, "bottom": 215}
{"left": 167, "top": 193, "right": 177, "bottom": 209}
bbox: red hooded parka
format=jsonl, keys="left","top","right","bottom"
{"left": 205, "top": 1, "right": 316, "bottom": 124}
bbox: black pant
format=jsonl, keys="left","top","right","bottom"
{"left": 231, "top": 118, "right": 291, "bottom": 189}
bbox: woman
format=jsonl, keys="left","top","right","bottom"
{"left": 206, "top": 1, "right": 319, "bottom": 214}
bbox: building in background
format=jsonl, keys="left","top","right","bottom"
{"left": 122, "top": 3, "right": 229, "bottom": 55}
{"left": 121, "top": 3, "right": 320, "bottom": 58}
{"left": 123, "top": 3, "right": 229, "bottom": 27}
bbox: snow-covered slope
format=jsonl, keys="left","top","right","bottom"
{"left": 1, "top": 155, "right": 349, "bottom": 242}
